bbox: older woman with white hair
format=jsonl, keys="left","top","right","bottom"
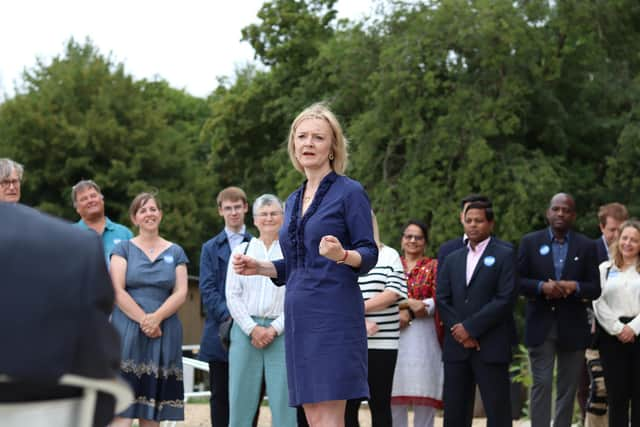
{"left": 0, "top": 158, "right": 23, "bottom": 203}
{"left": 226, "top": 194, "right": 296, "bottom": 427}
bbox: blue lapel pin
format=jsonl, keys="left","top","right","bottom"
{"left": 539, "top": 245, "right": 550, "bottom": 256}
{"left": 484, "top": 256, "right": 496, "bottom": 267}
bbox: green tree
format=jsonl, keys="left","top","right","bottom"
{"left": 0, "top": 39, "right": 215, "bottom": 266}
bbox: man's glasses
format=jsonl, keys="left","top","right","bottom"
{"left": 0, "top": 179, "right": 20, "bottom": 189}
{"left": 256, "top": 212, "right": 283, "bottom": 219}
{"left": 402, "top": 234, "right": 424, "bottom": 241}
{"left": 222, "top": 205, "right": 245, "bottom": 213}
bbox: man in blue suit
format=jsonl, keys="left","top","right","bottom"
{"left": 518, "top": 193, "right": 600, "bottom": 427}
{"left": 594, "top": 202, "right": 628, "bottom": 264}
{"left": 437, "top": 194, "right": 491, "bottom": 268}
{"left": 0, "top": 202, "right": 121, "bottom": 426}
{"left": 437, "top": 200, "right": 517, "bottom": 427}
{"left": 199, "top": 187, "right": 252, "bottom": 427}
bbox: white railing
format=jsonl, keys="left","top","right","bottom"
{"left": 165, "top": 346, "right": 210, "bottom": 427}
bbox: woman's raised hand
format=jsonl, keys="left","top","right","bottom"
{"left": 318, "top": 235, "right": 345, "bottom": 261}
{"left": 233, "top": 253, "right": 259, "bottom": 275}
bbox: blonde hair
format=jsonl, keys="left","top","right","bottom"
{"left": 611, "top": 219, "right": 640, "bottom": 272}
{"left": 287, "top": 103, "right": 349, "bottom": 175}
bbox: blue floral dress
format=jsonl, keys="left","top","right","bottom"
{"left": 111, "top": 241, "right": 188, "bottom": 421}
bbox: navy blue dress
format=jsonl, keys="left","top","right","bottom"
{"left": 274, "top": 172, "right": 378, "bottom": 406}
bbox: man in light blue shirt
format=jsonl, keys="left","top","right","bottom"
{"left": 71, "top": 179, "right": 133, "bottom": 265}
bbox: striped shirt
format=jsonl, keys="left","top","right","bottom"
{"left": 358, "top": 245, "right": 407, "bottom": 349}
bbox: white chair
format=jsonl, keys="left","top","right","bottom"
{"left": 0, "top": 373, "right": 133, "bottom": 427}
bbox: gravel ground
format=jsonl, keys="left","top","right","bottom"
{"left": 170, "top": 404, "right": 528, "bottom": 426}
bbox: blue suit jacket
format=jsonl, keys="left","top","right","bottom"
{"left": 436, "top": 238, "right": 517, "bottom": 364}
{"left": 198, "top": 229, "right": 252, "bottom": 362}
{"left": 518, "top": 229, "right": 600, "bottom": 350}
{"left": 594, "top": 236, "right": 609, "bottom": 265}
{"left": 437, "top": 237, "right": 465, "bottom": 267}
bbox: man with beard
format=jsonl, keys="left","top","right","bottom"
{"left": 518, "top": 193, "right": 600, "bottom": 427}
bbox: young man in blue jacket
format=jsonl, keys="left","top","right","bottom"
{"left": 199, "top": 186, "right": 252, "bottom": 427}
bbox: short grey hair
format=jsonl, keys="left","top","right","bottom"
{"left": 71, "top": 179, "right": 102, "bottom": 207}
{"left": 252, "top": 194, "right": 283, "bottom": 216}
{"left": 0, "top": 158, "right": 24, "bottom": 181}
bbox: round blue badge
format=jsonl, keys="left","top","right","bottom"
{"left": 539, "top": 245, "right": 550, "bottom": 256}
{"left": 484, "top": 256, "right": 496, "bottom": 267}
{"left": 163, "top": 255, "right": 174, "bottom": 264}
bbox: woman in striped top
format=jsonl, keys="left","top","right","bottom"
{"left": 345, "top": 212, "right": 407, "bottom": 426}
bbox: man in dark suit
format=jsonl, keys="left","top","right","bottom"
{"left": 436, "top": 201, "right": 517, "bottom": 427}
{"left": 437, "top": 194, "right": 491, "bottom": 268}
{"left": 0, "top": 202, "right": 121, "bottom": 426}
{"left": 518, "top": 193, "right": 601, "bottom": 427}
{"left": 594, "top": 202, "right": 628, "bottom": 264}
{"left": 198, "top": 186, "right": 252, "bottom": 427}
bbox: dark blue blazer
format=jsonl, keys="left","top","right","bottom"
{"left": 594, "top": 236, "right": 609, "bottom": 265}
{"left": 0, "top": 203, "right": 120, "bottom": 426}
{"left": 436, "top": 238, "right": 517, "bottom": 364}
{"left": 437, "top": 237, "right": 465, "bottom": 268}
{"left": 518, "top": 229, "right": 600, "bottom": 350}
{"left": 198, "top": 228, "right": 252, "bottom": 362}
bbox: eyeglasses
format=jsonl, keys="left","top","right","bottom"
{"left": 222, "top": 204, "right": 245, "bottom": 213}
{"left": 402, "top": 234, "right": 425, "bottom": 241}
{"left": 0, "top": 179, "right": 20, "bottom": 189}
{"left": 256, "top": 211, "right": 283, "bottom": 219}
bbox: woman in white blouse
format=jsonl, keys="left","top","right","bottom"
{"left": 225, "top": 194, "right": 296, "bottom": 427}
{"left": 593, "top": 219, "right": 640, "bottom": 427}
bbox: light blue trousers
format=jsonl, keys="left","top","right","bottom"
{"left": 228, "top": 317, "right": 296, "bottom": 427}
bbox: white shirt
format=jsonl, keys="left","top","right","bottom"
{"left": 593, "top": 260, "right": 640, "bottom": 336}
{"left": 225, "top": 238, "right": 286, "bottom": 336}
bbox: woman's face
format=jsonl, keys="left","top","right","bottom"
{"left": 401, "top": 224, "right": 426, "bottom": 256}
{"left": 254, "top": 204, "right": 284, "bottom": 236}
{"left": 618, "top": 226, "right": 640, "bottom": 261}
{"left": 294, "top": 118, "right": 333, "bottom": 173}
{"left": 132, "top": 198, "right": 162, "bottom": 232}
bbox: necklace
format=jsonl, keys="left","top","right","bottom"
{"left": 303, "top": 190, "right": 316, "bottom": 203}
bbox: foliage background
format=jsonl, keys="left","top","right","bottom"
{"left": 1, "top": 0, "right": 639, "bottom": 270}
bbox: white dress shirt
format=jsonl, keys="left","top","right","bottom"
{"left": 593, "top": 260, "right": 640, "bottom": 336}
{"left": 225, "top": 238, "right": 286, "bottom": 336}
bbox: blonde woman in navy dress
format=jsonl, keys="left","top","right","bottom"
{"left": 233, "top": 103, "right": 378, "bottom": 427}
{"left": 110, "top": 192, "right": 188, "bottom": 426}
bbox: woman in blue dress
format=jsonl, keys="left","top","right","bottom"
{"left": 233, "top": 103, "right": 378, "bottom": 426}
{"left": 110, "top": 192, "right": 188, "bottom": 427}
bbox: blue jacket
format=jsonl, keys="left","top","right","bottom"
{"left": 518, "top": 229, "right": 600, "bottom": 350}
{"left": 436, "top": 238, "right": 518, "bottom": 364}
{"left": 198, "top": 229, "right": 252, "bottom": 362}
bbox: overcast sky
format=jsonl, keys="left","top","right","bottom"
{"left": 0, "top": 0, "right": 375, "bottom": 100}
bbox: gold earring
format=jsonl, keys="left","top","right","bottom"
{"left": 329, "top": 152, "right": 334, "bottom": 161}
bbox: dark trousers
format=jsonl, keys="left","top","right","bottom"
{"left": 345, "top": 349, "right": 398, "bottom": 427}
{"left": 209, "top": 361, "right": 229, "bottom": 427}
{"left": 599, "top": 331, "right": 640, "bottom": 427}
{"left": 443, "top": 355, "right": 511, "bottom": 427}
